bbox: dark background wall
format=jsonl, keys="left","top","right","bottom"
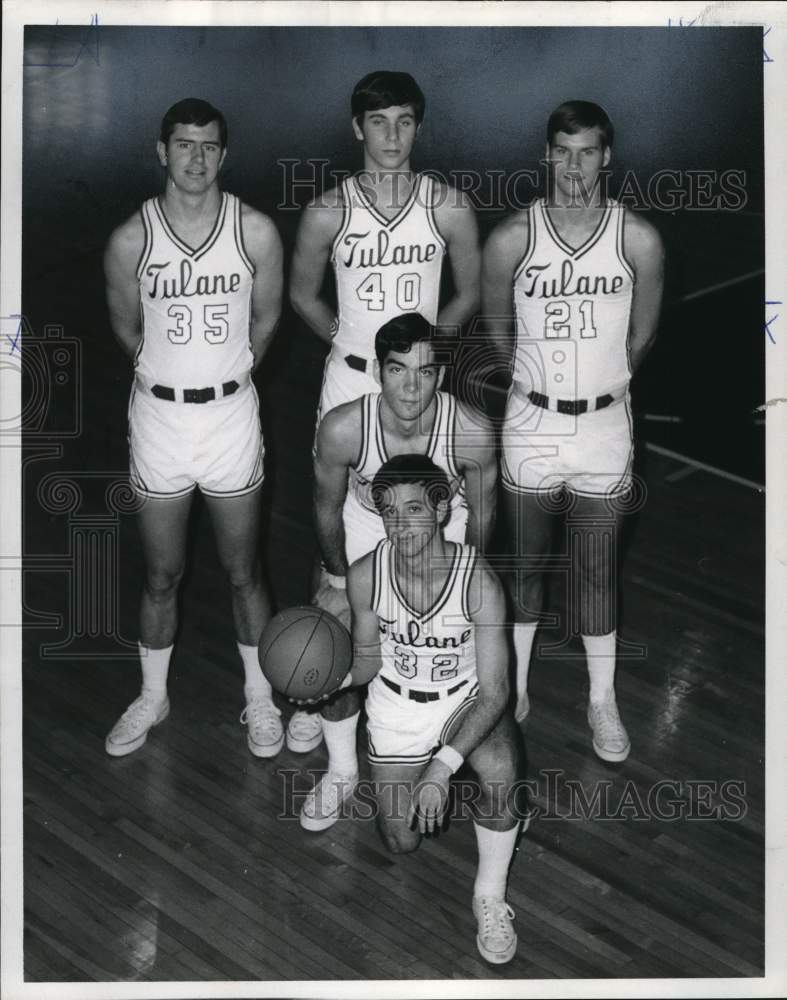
{"left": 21, "top": 25, "right": 764, "bottom": 480}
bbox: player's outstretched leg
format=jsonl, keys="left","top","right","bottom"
{"left": 207, "top": 489, "right": 283, "bottom": 758}
{"left": 106, "top": 493, "right": 192, "bottom": 756}
{"left": 299, "top": 687, "right": 361, "bottom": 831}
{"left": 572, "top": 493, "right": 630, "bottom": 762}
{"left": 465, "top": 713, "right": 523, "bottom": 964}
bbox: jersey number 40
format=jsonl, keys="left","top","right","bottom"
{"left": 356, "top": 272, "right": 421, "bottom": 312}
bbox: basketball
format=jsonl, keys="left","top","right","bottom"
{"left": 258, "top": 606, "right": 352, "bottom": 701}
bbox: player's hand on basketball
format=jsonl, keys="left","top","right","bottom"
{"left": 287, "top": 671, "right": 353, "bottom": 706}
{"left": 407, "top": 759, "right": 451, "bottom": 835}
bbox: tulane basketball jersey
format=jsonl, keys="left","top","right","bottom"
{"left": 344, "top": 391, "right": 467, "bottom": 563}
{"left": 512, "top": 198, "right": 634, "bottom": 401}
{"left": 135, "top": 193, "right": 255, "bottom": 386}
{"left": 371, "top": 538, "right": 478, "bottom": 692}
{"left": 331, "top": 174, "right": 446, "bottom": 359}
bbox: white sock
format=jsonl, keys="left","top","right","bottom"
{"left": 139, "top": 642, "right": 172, "bottom": 698}
{"left": 583, "top": 631, "right": 617, "bottom": 704}
{"left": 512, "top": 622, "right": 538, "bottom": 703}
{"left": 238, "top": 642, "right": 273, "bottom": 701}
{"left": 322, "top": 713, "right": 360, "bottom": 777}
{"left": 473, "top": 821, "right": 520, "bottom": 900}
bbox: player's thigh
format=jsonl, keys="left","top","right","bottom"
{"left": 370, "top": 761, "right": 423, "bottom": 854}
{"left": 502, "top": 486, "right": 555, "bottom": 560}
{"left": 137, "top": 493, "right": 193, "bottom": 581}
{"left": 199, "top": 388, "right": 265, "bottom": 504}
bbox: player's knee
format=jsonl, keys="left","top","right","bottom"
{"left": 378, "top": 821, "right": 420, "bottom": 855}
{"left": 321, "top": 685, "right": 361, "bottom": 721}
{"left": 145, "top": 565, "right": 185, "bottom": 599}
{"left": 225, "top": 562, "right": 260, "bottom": 594}
{"left": 471, "top": 738, "right": 519, "bottom": 788}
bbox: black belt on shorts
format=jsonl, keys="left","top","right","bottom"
{"left": 528, "top": 389, "right": 615, "bottom": 416}
{"left": 345, "top": 354, "right": 370, "bottom": 373}
{"left": 381, "top": 675, "right": 468, "bottom": 703}
{"left": 152, "top": 380, "right": 240, "bottom": 404}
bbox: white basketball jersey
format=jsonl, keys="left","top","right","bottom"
{"left": 135, "top": 193, "right": 255, "bottom": 386}
{"left": 344, "top": 391, "right": 467, "bottom": 563}
{"left": 371, "top": 538, "right": 478, "bottom": 693}
{"left": 331, "top": 174, "right": 446, "bottom": 359}
{"left": 512, "top": 198, "right": 634, "bottom": 401}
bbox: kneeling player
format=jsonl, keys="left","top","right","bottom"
{"left": 345, "top": 454, "right": 524, "bottom": 965}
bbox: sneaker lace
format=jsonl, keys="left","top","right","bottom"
{"left": 592, "top": 702, "right": 625, "bottom": 743}
{"left": 478, "top": 898, "right": 515, "bottom": 939}
{"left": 241, "top": 698, "right": 281, "bottom": 734}
{"left": 118, "top": 695, "right": 159, "bottom": 730}
{"left": 288, "top": 711, "right": 321, "bottom": 738}
{"left": 308, "top": 772, "right": 356, "bottom": 814}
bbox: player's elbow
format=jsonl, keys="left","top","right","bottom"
{"left": 288, "top": 282, "right": 312, "bottom": 320}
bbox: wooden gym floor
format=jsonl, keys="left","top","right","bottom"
{"left": 17, "top": 242, "right": 765, "bottom": 984}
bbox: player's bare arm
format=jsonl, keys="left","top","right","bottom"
{"left": 104, "top": 213, "right": 146, "bottom": 361}
{"left": 346, "top": 554, "right": 384, "bottom": 687}
{"left": 454, "top": 401, "right": 498, "bottom": 551}
{"left": 289, "top": 188, "right": 344, "bottom": 344}
{"left": 481, "top": 211, "right": 530, "bottom": 374}
{"left": 624, "top": 211, "right": 665, "bottom": 374}
{"left": 407, "top": 560, "right": 509, "bottom": 833}
{"left": 313, "top": 402, "right": 364, "bottom": 576}
{"left": 242, "top": 205, "right": 284, "bottom": 368}
{"left": 432, "top": 184, "right": 481, "bottom": 330}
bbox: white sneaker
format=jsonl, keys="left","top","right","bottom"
{"left": 300, "top": 771, "right": 358, "bottom": 832}
{"left": 105, "top": 693, "right": 169, "bottom": 756}
{"left": 472, "top": 896, "right": 517, "bottom": 965}
{"left": 241, "top": 697, "right": 284, "bottom": 758}
{"left": 286, "top": 710, "right": 323, "bottom": 753}
{"left": 587, "top": 697, "right": 631, "bottom": 762}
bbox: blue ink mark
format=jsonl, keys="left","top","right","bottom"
{"left": 765, "top": 301, "right": 781, "bottom": 344}
{"left": 6, "top": 315, "right": 22, "bottom": 355}
{"left": 763, "top": 27, "right": 774, "bottom": 64}
{"left": 25, "top": 14, "right": 100, "bottom": 68}
{"left": 668, "top": 16, "right": 698, "bottom": 27}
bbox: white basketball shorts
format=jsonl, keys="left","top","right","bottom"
{"left": 501, "top": 389, "right": 634, "bottom": 498}
{"left": 317, "top": 347, "right": 379, "bottom": 425}
{"left": 128, "top": 382, "right": 264, "bottom": 500}
{"left": 366, "top": 675, "right": 479, "bottom": 767}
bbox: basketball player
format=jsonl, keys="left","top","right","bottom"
{"left": 290, "top": 70, "right": 480, "bottom": 418}
{"left": 287, "top": 70, "right": 481, "bottom": 756}
{"left": 482, "top": 101, "right": 664, "bottom": 759}
{"left": 294, "top": 312, "right": 497, "bottom": 832}
{"left": 103, "top": 99, "right": 285, "bottom": 758}
{"left": 342, "top": 454, "right": 523, "bottom": 965}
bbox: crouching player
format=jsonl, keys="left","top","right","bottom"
{"left": 345, "top": 453, "right": 524, "bottom": 964}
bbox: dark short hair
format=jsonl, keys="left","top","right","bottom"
{"left": 351, "top": 71, "right": 425, "bottom": 125}
{"left": 371, "top": 454, "right": 451, "bottom": 514}
{"left": 160, "top": 98, "right": 228, "bottom": 149}
{"left": 547, "top": 100, "right": 614, "bottom": 150}
{"left": 374, "top": 313, "right": 436, "bottom": 367}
